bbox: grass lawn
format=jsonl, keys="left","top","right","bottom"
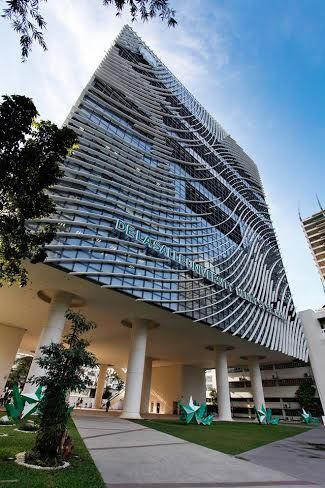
{"left": 0, "top": 419, "right": 104, "bottom": 488}
{"left": 135, "top": 419, "right": 310, "bottom": 456}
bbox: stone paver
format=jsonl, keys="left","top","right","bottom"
{"left": 240, "top": 427, "right": 325, "bottom": 487}
{"left": 74, "top": 415, "right": 318, "bottom": 488}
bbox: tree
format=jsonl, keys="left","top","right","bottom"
{"left": 209, "top": 388, "right": 218, "bottom": 407}
{"left": 26, "top": 309, "right": 97, "bottom": 467}
{"left": 106, "top": 369, "right": 125, "bottom": 392}
{"left": 0, "top": 95, "right": 78, "bottom": 288}
{"left": 6, "top": 355, "right": 32, "bottom": 388}
{"left": 295, "top": 383, "right": 316, "bottom": 410}
{"left": 2, "top": 0, "right": 177, "bottom": 61}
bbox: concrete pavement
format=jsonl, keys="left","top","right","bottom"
{"left": 240, "top": 427, "right": 325, "bottom": 487}
{"left": 74, "top": 415, "right": 319, "bottom": 488}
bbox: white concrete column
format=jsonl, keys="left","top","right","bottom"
{"left": 299, "top": 309, "right": 325, "bottom": 421}
{"left": 94, "top": 364, "right": 108, "bottom": 409}
{"left": 249, "top": 358, "right": 265, "bottom": 411}
{"left": 280, "top": 398, "right": 287, "bottom": 420}
{"left": 215, "top": 347, "right": 232, "bottom": 421}
{"left": 121, "top": 318, "right": 158, "bottom": 419}
{"left": 23, "top": 291, "right": 73, "bottom": 393}
{"left": 0, "top": 324, "right": 26, "bottom": 395}
{"left": 140, "top": 357, "right": 153, "bottom": 414}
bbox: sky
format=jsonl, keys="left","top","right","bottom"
{"left": 0, "top": 0, "right": 324, "bottom": 311}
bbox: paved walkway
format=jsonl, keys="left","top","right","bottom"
{"left": 74, "top": 415, "right": 318, "bottom": 488}
{"left": 240, "top": 427, "right": 325, "bottom": 487}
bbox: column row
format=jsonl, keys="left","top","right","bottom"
{"left": 1, "top": 290, "right": 266, "bottom": 420}
{"left": 213, "top": 348, "right": 265, "bottom": 421}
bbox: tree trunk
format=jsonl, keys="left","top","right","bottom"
{"left": 29, "top": 388, "right": 68, "bottom": 466}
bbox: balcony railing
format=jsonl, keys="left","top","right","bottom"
{"left": 229, "top": 377, "right": 313, "bottom": 388}
{"left": 278, "top": 377, "right": 313, "bottom": 386}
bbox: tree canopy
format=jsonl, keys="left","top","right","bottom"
{"left": 209, "top": 388, "right": 218, "bottom": 406}
{"left": 107, "top": 369, "right": 125, "bottom": 392}
{"left": 6, "top": 355, "right": 33, "bottom": 388}
{"left": 295, "top": 383, "right": 316, "bottom": 410}
{"left": 34, "top": 309, "right": 97, "bottom": 393}
{"left": 2, "top": 0, "right": 177, "bottom": 61}
{"left": 0, "top": 94, "right": 77, "bottom": 287}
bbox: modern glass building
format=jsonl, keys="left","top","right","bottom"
{"left": 0, "top": 26, "right": 308, "bottom": 420}
{"left": 37, "top": 25, "right": 306, "bottom": 360}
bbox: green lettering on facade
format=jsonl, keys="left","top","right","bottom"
{"left": 126, "top": 224, "right": 136, "bottom": 238}
{"left": 115, "top": 218, "right": 286, "bottom": 322}
{"left": 115, "top": 218, "right": 127, "bottom": 232}
{"left": 159, "top": 245, "right": 168, "bottom": 257}
{"left": 142, "top": 235, "right": 154, "bottom": 247}
{"left": 152, "top": 240, "right": 161, "bottom": 251}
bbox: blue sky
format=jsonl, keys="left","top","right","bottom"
{"left": 0, "top": 0, "right": 324, "bottom": 310}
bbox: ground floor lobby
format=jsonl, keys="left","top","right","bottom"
{"left": 0, "top": 262, "right": 307, "bottom": 421}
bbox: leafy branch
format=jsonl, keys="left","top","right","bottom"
{"left": 1, "top": 0, "right": 177, "bottom": 61}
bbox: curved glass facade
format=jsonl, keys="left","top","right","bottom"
{"left": 35, "top": 26, "right": 307, "bottom": 360}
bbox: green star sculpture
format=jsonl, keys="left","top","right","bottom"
{"left": 301, "top": 408, "right": 319, "bottom": 424}
{"left": 179, "top": 396, "right": 214, "bottom": 426}
{"left": 4, "top": 385, "right": 25, "bottom": 421}
{"left": 2, "top": 384, "right": 74, "bottom": 426}
{"left": 21, "top": 386, "right": 43, "bottom": 418}
{"left": 4, "top": 384, "right": 43, "bottom": 421}
{"left": 255, "top": 404, "right": 280, "bottom": 425}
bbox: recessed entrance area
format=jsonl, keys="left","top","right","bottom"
{"left": 0, "top": 262, "right": 299, "bottom": 419}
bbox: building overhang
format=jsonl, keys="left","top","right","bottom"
{"left": 0, "top": 262, "right": 301, "bottom": 369}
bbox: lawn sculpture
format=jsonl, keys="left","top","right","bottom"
{"left": 2, "top": 384, "right": 43, "bottom": 422}
{"left": 300, "top": 408, "right": 319, "bottom": 424}
{"left": 179, "top": 396, "right": 214, "bottom": 425}
{"left": 2, "top": 384, "right": 74, "bottom": 424}
{"left": 255, "top": 404, "right": 280, "bottom": 425}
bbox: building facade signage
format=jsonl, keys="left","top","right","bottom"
{"left": 115, "top": 219, "right": 286, "bottom": 321}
